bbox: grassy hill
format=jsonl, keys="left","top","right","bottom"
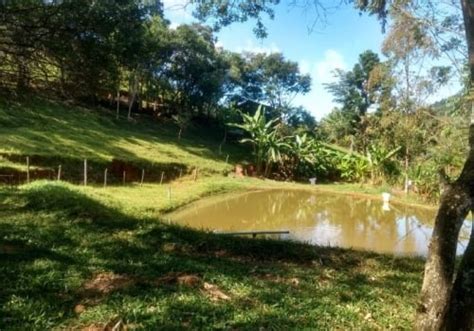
{"left": 0, "top": 97, "right": 245, "bottom": 184}
{"left": 0, "top": 97, "right": 426, "bottom": 330}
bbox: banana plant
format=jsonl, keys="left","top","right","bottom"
{"left": 229, "top": 105, "right": 282, "bottom": 175}
{"left": 366, "top": 144, "right": 401, "bottom": 183}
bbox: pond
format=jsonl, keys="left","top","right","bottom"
{"left": 168, "top": 189, "right": 472, "bottom": 256}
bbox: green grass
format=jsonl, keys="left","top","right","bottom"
{"left": 0, "top": 97, "right": 245, "bottom": 177}
{"left": 0, "top": 180, "right": 425, "bottom": 330}
{"left": 0, "top": 97, "right": 430, "bottom": 329}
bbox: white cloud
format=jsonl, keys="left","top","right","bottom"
{"left": 169, "top": 22, "right": 180, "bottom": 30}
{"left": 298, "top": 59, "right": 311, "bottom": 75}
{"left": 235, "top": 39, "right": 280, "bottom": 54}
{"left": 294, "top": 49, "right": 347, "bottom": 120}
{"left": 315, "top": 49, "right": 346, "bottom": 83}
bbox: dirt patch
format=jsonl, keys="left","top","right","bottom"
{"left": 202, "top": 282, "right": 231, "bottom": 301}
{"left": 150, "top": 272, "right": 202, "bottom": 288}
{"left": 0, "top": 243, "right": 23, "bottom": 254}
{"left": 74, "top": 304, "right": 86, "bottom": 314}
{"left": 0, "top": 242, "right": 29, "bottom": 255}
{"left": 83, "top": 272, "right": 135, "bottom": 295}
{"left": 81, "top": 318, "right": 129, "bottom": 331}
{"left": 161, "top": 242, "right": 193, "bottom": 254}
{"left": 255, "top": 273, "right": 300, "bottom": 287}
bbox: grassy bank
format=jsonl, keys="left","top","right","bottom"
{"left": 0, "top": 180, "right": 425, "bottom": 330}
{"left": 0, "top": 97, "right": 244, "bottom": 179}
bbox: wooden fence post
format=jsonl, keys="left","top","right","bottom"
{"left": 179, "top": 169, "right": 182, "bottom": 179}
{"left": 193, "top": 168, "right": 198, "bottom": 181}
{"left": 26, "top": 156, "right": 30, "bottom": 184}
{"left": 225, "top": 154, "right": 229, "bottom": 164}
{"left": 57, "top": 165, "right": 62, "bottom": 181}
{"left": 84, "top": 159, "right": 87, "bottom": 186}
{"left": 141, "top": 169, "right": 145, "bottom": 186}
{"left": 122, "top": 171, "right": 126, "bottom": 185}
{"left": 160, "top": 171, "right": 165, "bottom": 185}
{"left": 104, "top": 168, "right": 108, "bottom": 187}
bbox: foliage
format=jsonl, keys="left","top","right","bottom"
{"left": 366, "top": 144, "right": 401, "bottom": 183}
{"left": 336, "top": 154, "right": 369, "bottom": 182}
{"left": 225, "top": 52, "right": 311, "bottom": 118}
{"left": 0, "top": 0, "right": 162, "bottom": 99}
{"left": 232, "top": 107, "right": 372, "bottom": 181}
{"left": 325, "top": 50, "right": 382, "bottom": 119}
{"left": 230, "top": 105, "right": 282, "bottom": 174}
{"left": 0, "top": 2, "right": 312, "bottom": 128}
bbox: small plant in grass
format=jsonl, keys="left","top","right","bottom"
{"left": 172, "top": 112, "right": 192, "bottom": 140}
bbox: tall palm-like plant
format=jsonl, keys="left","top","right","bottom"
{"left": 230, "top": 105, "right": 282, "bottom": 175}
{"left": 366, "top": 144, "right": 401, "bottom": 183}
{"left": 263, "top": 130, "right": 289, "bottom": 176}
{"left": 284, "top": 134, "right": 318, "bottom": 179}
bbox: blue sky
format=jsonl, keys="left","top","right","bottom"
{"left": 163, "top": 1, "right": 460, "bottom": 119}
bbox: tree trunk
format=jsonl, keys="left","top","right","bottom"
{"left": 17, "top": 56, "right": 29, "bottom": 90}
{"left": 442, "top": 218, "right": 474, "bottom": 330}
{"left": 404, "top": 146, "right": 409, "bottom": 195}
{"left": 219, "top": 128, "right": 227, "bottom": 155}
{"left": 127, "top": 90, "right": 136, "bottom": 121}
{"left": 264, "top": 162, "right": 272, "bottom": 177}
{"left": 415, "top": 1, "right": 474, "bottom": 329}
{"left": 415, "top": 182, "right": 471, "bottom": 330}
{"left": 116, "top": 89, "right": 120, "bottom": 120}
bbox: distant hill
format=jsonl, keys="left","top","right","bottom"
{"left": 430, "top": 92, "right": 463, "bottom": 116}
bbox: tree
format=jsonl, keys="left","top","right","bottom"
{"left": 325, "top": 50, "right": 386, "bottom": 151}
{"left": 164, "top": 24, "right": 228, "bottom": 115}
{"left": 192, "top": 0, "right": 474, "bottom": 328}
{"left": 0, "top": 0, "right": 163, "bottom": 101}
{"left": 326, "top": 50, "right": 381, "bottom": 119}
{"left": 381, "top": 4, "right": 453, "bottom": 195}
{"left": 225, "top": 52, "right": 311, "bottom": 120}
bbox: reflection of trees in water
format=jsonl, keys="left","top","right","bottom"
{"left": 311, "top": 195, "right": 438, "bottom": 253}
{"left": 173, "top": 190, "right": 470, "bottom": 254}
{"left": 269, "top": 192, "right": 421, "bottom": 252}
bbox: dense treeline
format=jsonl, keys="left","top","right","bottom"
{"left": 0, "top": 0, "right": 312, "bottom": 123}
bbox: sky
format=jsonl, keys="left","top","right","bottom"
{"left": 162, "top": 0, "right": 461, "bottom": 120}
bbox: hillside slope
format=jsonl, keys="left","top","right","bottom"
{"left": 0, "top": 98, "right": 244, "bottom": 184}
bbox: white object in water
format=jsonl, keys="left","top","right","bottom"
{"left": 382, "top": 201, "right": 391, "bottom": 211}
{"left": 382, "top": 192, "right": 391, "bottom": 203}
{"left": 309, "top": 177, "right": 317, "bottom": 185}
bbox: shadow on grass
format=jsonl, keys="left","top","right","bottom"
{"left": 0, "top": 183, "right": 424, "bottom": 330}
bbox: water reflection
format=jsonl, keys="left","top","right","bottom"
{"left": 169, "top": 190, "right": 472, "bottom": 256}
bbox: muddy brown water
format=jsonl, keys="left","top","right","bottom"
{"left": 168, "top": 189, "right": 472, "bottom": 256}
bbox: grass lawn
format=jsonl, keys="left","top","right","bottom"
{"left": 0, "top": 179, "right": 425, "bottom": 330}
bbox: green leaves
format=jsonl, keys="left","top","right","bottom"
{"left": 229, "top": 106, "right": 282, "bottom": 174}
{"left": 230, "top": 107, "right": 343, "bottom": 179}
